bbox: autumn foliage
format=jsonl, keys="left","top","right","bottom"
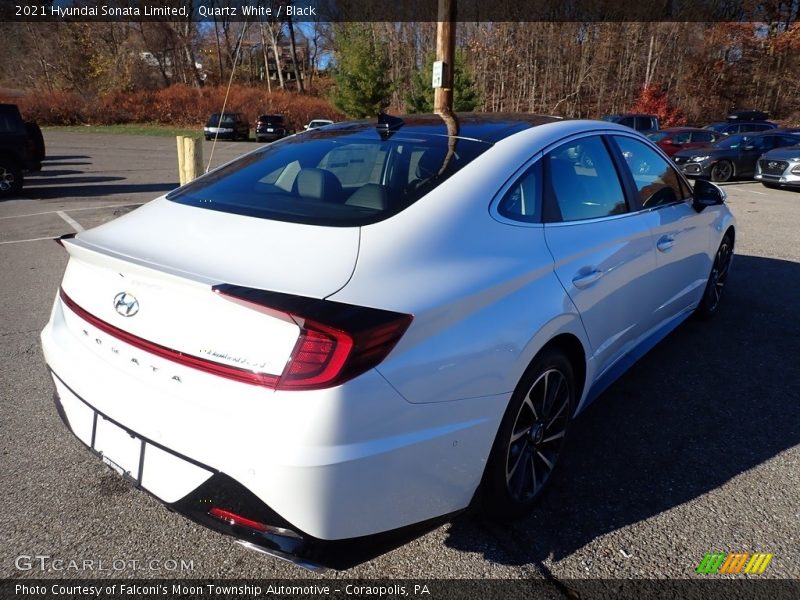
{"left": 1, "top": 85, "right": 343, "bottom": 131}
{"left": 629, "top": 85, "right": 686, "bottom": 127}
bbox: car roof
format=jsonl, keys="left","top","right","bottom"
{"left": 316, "top": 113, "right": 564, "bottom": 144}
{"left": 659, "top": 127, "right": 714, "bottom": 134}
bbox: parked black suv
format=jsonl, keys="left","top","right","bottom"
{"left": 203, "top": 112, "right": 250, "bottom": 141}
{"left": 0, "top": 103, "right": 40, "bottom": 198}
{"left": 601, "top": 113, "right": 660, "bottom": 134}
{"left": 255, "top": 114, "right": 288, "bottom": 143}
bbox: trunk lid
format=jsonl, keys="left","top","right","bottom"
{"left": 58, "top": 198, "right": 360, "bottom": 384}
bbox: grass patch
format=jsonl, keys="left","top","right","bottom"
{"left": 43, "top": 123, "right": 203, "bottom": 138}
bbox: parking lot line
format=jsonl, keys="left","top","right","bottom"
{"left": 56, "top": 211, "right": 85, "bottom": 233}
{"left": 0, "top": 203, "right": 144, "bottom": 221}
{"left": 0, "top": 235, "right": 61, "bottom": 245}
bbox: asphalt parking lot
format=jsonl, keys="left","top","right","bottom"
{"left": 0, "top": 131, "right": 798, "bottom": 582}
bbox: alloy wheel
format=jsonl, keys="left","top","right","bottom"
{"left": 0, "top": 167, "right": 14, "bottom": 192}
{"left": 505, "top": 368, "right": 570, "bottom": 502}
{"left": 705, "top": 237, "right": 732, "bottom": 312}
{"left": 711, "top": 161, "right": 733, "bottom": 182}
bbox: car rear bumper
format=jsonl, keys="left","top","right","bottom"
{"left": 255, "top": 132, "right": 285, "bottom": 141}
{"left": 48, "top": 374, "right": 454, "bottom": 570}
{"left": 41, "top": 293, "right": 504, "bottom": 548}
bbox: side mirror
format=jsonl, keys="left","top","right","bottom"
{"left": 693, "top": 179, "right": 726, "bottom": 212}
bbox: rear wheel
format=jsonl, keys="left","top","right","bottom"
{"left": 481, "top": 348, "right": 575, "bottom": 520}
{"left": 696, "top": 233, "right": 733, "bottom": 319}
{"left": 762, "top": 182, "right": 780, "bottom": 189}
{"left": 0, "top": 160, "right": 23, "bottom": 198}
{"left": 710, "top": 160, "right": 733, "bottom": 183}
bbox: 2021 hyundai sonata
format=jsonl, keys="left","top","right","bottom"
{"left": 41, "top": 113, "right": 735, "bottom": 570}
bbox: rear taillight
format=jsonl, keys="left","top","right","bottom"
{"left": 214, "top": 284, "right": 412, "bottom": 391}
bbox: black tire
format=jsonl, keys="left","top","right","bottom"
{"left": 710, "top": 160, "right": 733, "bottom": 183}
{"left": 205, "top": 136, "right": 211, "bottom": 141}
{"left": 695, "top": 233, "right": 733, "bottom": 319}
{"left": 761, "top": 182, "right": 780, "bottom": 190}
{"left": 25, "top": 121, "right": 46, "bottom": 162}
{"left": 481, "top": 347, "right": 576, "bottom": 521}
{"left": 0, "top": 160, "right": 23, "bottom": 198}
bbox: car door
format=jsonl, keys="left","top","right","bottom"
{"left": 610, "top": 135, "right": 715, "bottom": 324}
{"left": 688, "top": 130, "right": 716, "bottom": 151}
{"left": 736, "top": 135, "right": 777, "bottom": 177}
{"left": 542, "top": 134, "right": 658, "bottom": 377}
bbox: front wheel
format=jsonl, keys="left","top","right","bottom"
{"left": 710, "top": 160, "right": 733, "bottom": 183}
{"left": 481, "top": 348, "right": 576, "bottom": 520}
{"left": 696, "top": 233, "right": 733, "bottom": 319}
{"left": 0, "top": 161, "right": 23, "bottom": 199}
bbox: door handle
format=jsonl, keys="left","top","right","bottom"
{"left": 572, "top": 269, "right": 604, "bottom": 288}
{"left": 657, "top": 235, "right": 675, "bottom": 252}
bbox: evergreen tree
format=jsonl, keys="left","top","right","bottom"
{"left": 406, "top": 50, "right": 481, "bottom": 113}
{"left": 331, "top": 24, "right": 393, "bottom": 118}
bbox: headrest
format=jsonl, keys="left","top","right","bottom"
{"left": 345, "top": 184, "right": 388, "bottom": 210}
{"left": 294, "top": 168, "right": 343, "bottom": 203}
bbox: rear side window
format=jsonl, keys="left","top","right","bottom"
{"left": 546, "top": 136, "right": 627, "bottom": 221}
{"left": 168, "top": 132, "right": 491, "bottom": 226}
{"left": 691, "top": 131, "right": 715, "bottom": 143}
{"left": 613, "top": 136, "right": 689, "bottom": 208}
{"left": 497, "top": 161, "right": 541, "bottom": 223}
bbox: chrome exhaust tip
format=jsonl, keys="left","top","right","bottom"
{"left": 235, "top": 540, "right": 328, "bottom": 573}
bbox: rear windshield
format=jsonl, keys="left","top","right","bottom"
{"left": 259, "top": 115, "right": 283, "bottom": 124}
{"left": 208, "top": 113, "right": 238, "bottom": 126}
{"left": 168, "top": 131, "right": 491, "bottom": 226}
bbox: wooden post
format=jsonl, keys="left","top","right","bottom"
{"left": 177, "top": 136, "right": 203, "bottom": 185}
{"left": 434, "top": 0, "right": 456, "bottom": 115}
{"left": 176, "top": 136, "right": 186, "bottom": 185}
{"left": 183, "top": 136, "right": 202, "bottom": 183}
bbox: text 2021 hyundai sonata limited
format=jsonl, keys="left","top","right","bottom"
{"left": 41, "top": 113, "right": 735, "bottom": 570}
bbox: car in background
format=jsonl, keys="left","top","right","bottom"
{"left": 255, "top": 114, "right": 288, "bottom": 143}
{"left": 647, "top": 127, "right": 722, "bottom": 157}
{"left": 42, "top": 114, "right": 735, "bottom": 570}
{"left": 704, "top": 121, "right": 777, "bottom": 136}
{"left": 673, "top": 130, "right": 800, "bottom": 182}
{"left": 204, "top": 112, "right": 250, "bottom": 141}
{"left": 755, "top": 144, "right": 800, "bottom": 189}
{"left": 0, "top": 103, "right": 41, "bottom": 198}
{"left": 704, "top": 111, "right": 777, "bottom": 136}
{"left": 304, "top": 119, "right": 334, "bottom": 130}
{"left": 601, "top": 113, "right": 660, "bottom": 134}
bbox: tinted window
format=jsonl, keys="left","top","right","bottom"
{"left": 691, "top": 131, "right": 715, "bottom": 143}
{"left": 779, "top": 135, "right": 800, "bottom": 147}
{"left": 648, "top": 132, "right": 669, "bottom": 142}
{"left": 546, "top": 136, "right": 627, "bottom": 221}
{"left": 168, "top": 132, "right": 490, "bottom": 226}
{"left": 497, "top": 162, "right": 541, "bottom": 223}
{"left": 635, "top": 116, "right": 654, "bottom": 131}
{"left": 613, "top": 136, "right": 689, "bottom": 208}
{"left": 618, "top": 116, "right": 636, "bottom": 128}
{"left": 672, "top": 132, "right": 691, "bottom": 144}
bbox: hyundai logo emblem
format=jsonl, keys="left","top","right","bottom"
{"left": 113, "top": 292, "right": 139, "bottom": 317}
{"left": 768, "top": 161, "right": 778, "bottom": 169}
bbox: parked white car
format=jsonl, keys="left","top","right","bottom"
{"left": 41, "top": 114, "right": 735, "bottom": 570}
{"left": 304, "top": 118, "right": 334, "bottom": 130}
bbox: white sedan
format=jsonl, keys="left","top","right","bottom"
{"left": 41, "top": 114, "right": 735, "bottom": 570}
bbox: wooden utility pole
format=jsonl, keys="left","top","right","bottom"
{"left": 434, "top": 0, "right": 456, "bottom": 114}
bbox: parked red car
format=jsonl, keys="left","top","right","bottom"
{"left": 647, "top": 127, "right": 722, "bottom": 157}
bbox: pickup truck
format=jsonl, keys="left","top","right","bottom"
{"left": 0, "top": 103, "right": 42, "bottom": 198}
